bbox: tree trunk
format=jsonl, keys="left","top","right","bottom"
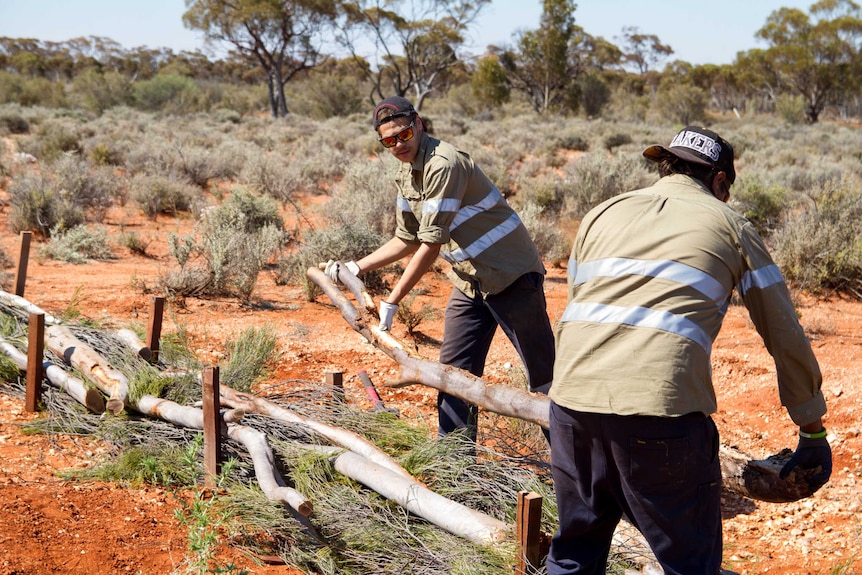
{"left": 306, "top": 267, "right": 822, "bottom": 504}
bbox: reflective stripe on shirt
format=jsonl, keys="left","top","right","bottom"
{"left": 738, "top": 264, "right": 783, "bottom": 296}
{"left": 573, "top": 257, "right": 727, "bottom": 305}
{"left": 449, "top": 187, "right": 502, "bottom": 230}
{"left": 397, "top": 187, "right": 503, "bottom": 229}
{"left": 560, "top": 301, "right": 713, "bottom": 354}
{"left": 440, "top": 212, "right": 523, "bottom": 263}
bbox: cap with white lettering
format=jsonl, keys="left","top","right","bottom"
{"left": 643, "top": 126, "right": 735, "bottom": 184}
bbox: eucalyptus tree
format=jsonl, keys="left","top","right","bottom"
{"left": 338, "top": 0, "right": 489, "bottom": 109}
{"left": 750, "top": 0, "right": 862, "bottom": 123}
{"left": 497, "top": 0, "right": 614, "bottom": 115}
{"left": 617, "top": 26, "right": 673, "bottom": 75}
{"left": 183, "top": 0, "right": 339, "bottom": 117}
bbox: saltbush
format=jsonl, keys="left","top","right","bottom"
{"left": 277, "top": 223, "right": 389, "bottom": 300}
{"left": 772, "top": 182, "right": 862, "bottom": 294}
{"left": 729, "top": 178, "right": 788, "bottom": 237}
{"left": 17, "top": 118, "right": 88, "bottom": 162}
{"left": 40, "top": 225, "right": 114, "bottom": 264}
{"left": 161, "top": 188, "right": 288, "bottom": 301}
{"left": 8, "top": 171, "right": 85, "bottom": 236}
{"left": 129, "top": 173, "right": 198, "bottom": 219}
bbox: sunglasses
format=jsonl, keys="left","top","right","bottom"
{"left": 378, "top": 121, "right": 415, "bottom": 148}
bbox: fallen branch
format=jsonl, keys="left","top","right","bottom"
{"left": 0, "top": 290, "right": 62, "bottom": 325}
{"left": 312, "top": 445, "right": 509, "bottom": 545}
{"left": 114, "top": 328, "right": 152, "bottom": 361}
{"left": 227, "top": 424, "right": 313, "bottom": 516}
{"left": 46, "top": 325, "right": 129, "bottom": 415}
{"left": 220, "top": 385, "right": 413, "bottom": 481}
{"left": 0, "top": 336, "right": 105, "bottom": 414}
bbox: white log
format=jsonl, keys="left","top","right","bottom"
{"left": 0, "top": 290, "right": 61, "bottom": 325}
{"left": 0, "top": 337, "right": 105, "bottom": 413}
{"left": 220, "top": 385, "right": 413, "bottom": 481}
{"left": 115, "top": 329, "right": 152, "bottom": 361}
{"left": 227, "top": 424, "right": 313, "bottom": 516}
{"left": 312, "top": 445, "right": 508, "bottom": 545}
{"left": 46, "top": 325, "right": 130, "bottom": 414}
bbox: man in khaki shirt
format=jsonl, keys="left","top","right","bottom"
{"left": 325, "top": 96, "right": 554, "bottom": 441}
{"left": 548, "top": 126, "right": 832, "bottom": 574}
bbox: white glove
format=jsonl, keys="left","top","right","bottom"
{"left": 379, "top": 301, "right": 398, "bottom": 331}
{"left": 324, "top": 260, "right": 360, "bottom": 284}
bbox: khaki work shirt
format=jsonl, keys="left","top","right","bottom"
{"left": 550, "top": 174, "right": 826, "bottom": 426}
{"left": 394, "top": 133, "right": 544, "bottom": 297}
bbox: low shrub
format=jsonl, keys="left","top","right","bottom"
{"left": 8, "top": 172, "right": 86, "bottom": 237}
{"left": 729, "top": 178, "right": 788, "bottom": 237}
{"left": 161, "top": 189, "right": 288, "bottom": 301}
{"left": 40, "top": 225, "right": 114, "bottom": 264}
{"left": 772, "top": 183, "right": 862, "bottom": 294}
{"left": 130, "top": 173, "right": 198, "bottom": 219}
{"left": 17, "top": 117, "right": 89, "bottom": 162}
{"left": 277, "top": 223, "right": 389, "bottom": 301}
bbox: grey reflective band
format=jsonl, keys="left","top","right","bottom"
{"left": 441, "top": 212, "right": 522, "bottom": 263}
{"left": 572, "top": 257, "right": 727, "bottom": 304}
{"left": 738, "top": 264, "right": 784, "bottom": 296}
{"left": 449, "top": 187, "right": 502, "bottom": 230}
{"left": 560, "top": 301, "right": 713, "bottom": 354}
{"left": 423, "top": 197, "right": 461, "bottom": 215}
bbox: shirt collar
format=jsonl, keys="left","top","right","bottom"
{"left": 410, "top": 132, "right": 434, "bottom": 172}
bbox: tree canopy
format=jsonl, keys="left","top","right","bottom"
{"left": 183, "top": 0, "right": 339, "bottom": 117}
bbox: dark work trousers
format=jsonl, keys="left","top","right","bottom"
{"left": 437, "top": 272, "right": 555, "bottom": 440}
{"left": 546, "top": 403, "right": 722, "bottom": 575}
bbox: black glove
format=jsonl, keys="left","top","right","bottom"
{"left": 779, "top": 430, "right": 832, "bottom": 492}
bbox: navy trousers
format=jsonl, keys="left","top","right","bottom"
{"left": 547, "top": 403, "right": 723, "bottom": 575}
{"left": 437, "top": 272, "right": 555, "bottom": 440}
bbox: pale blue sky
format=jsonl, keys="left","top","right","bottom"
{"left": 0, "top": 0, "right": 813, "bottom": 65}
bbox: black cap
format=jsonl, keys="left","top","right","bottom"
{"left": 643, "top": 126, "right": 736, "bottom": 184}
{"left": 372, "top": 96, "right": 416, "bottom": 130}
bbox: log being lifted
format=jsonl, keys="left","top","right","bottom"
{"left": 307, "top": 267, "right": 821, "bottom": 504}
{"left": 46, "top": 325, "right": 129, "bottom": 415}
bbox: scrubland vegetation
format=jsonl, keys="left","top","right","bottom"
{"left": 2, "top": 100, "right": 861, "bottom": 303}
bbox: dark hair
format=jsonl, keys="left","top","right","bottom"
{"left": 657, "top": 157, "right": 719, "bottom": 188}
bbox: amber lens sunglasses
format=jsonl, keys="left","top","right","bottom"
{"left": 378, "top": 121, "right": 415, "bottom": 148}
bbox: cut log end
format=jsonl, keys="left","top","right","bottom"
{"left": 721, "top": 446, "right": 822, "bottom": 503}
{"left": 296, "top": 501, "right": 313, "bottom": 517}
{"left": 741, "top": 449, "right": 821, "bottom": 503}
{"left": 105, "top": 398, "right": 125, "bottom": 415}
{"left": 84, "top": 388, "right": 106, "bottom": 414}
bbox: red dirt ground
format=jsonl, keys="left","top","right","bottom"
{"left": 0, "top": 199, "right": 860, "bottom": 575}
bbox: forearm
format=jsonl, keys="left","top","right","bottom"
{"left": 386, "top": 242, "right": 441, "bottom": 304}
{"left": 355, "top": 237, "right": 418, "bottom": 274}
{"left": 799, "top": 419, "right": 824, "bottom": 434}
